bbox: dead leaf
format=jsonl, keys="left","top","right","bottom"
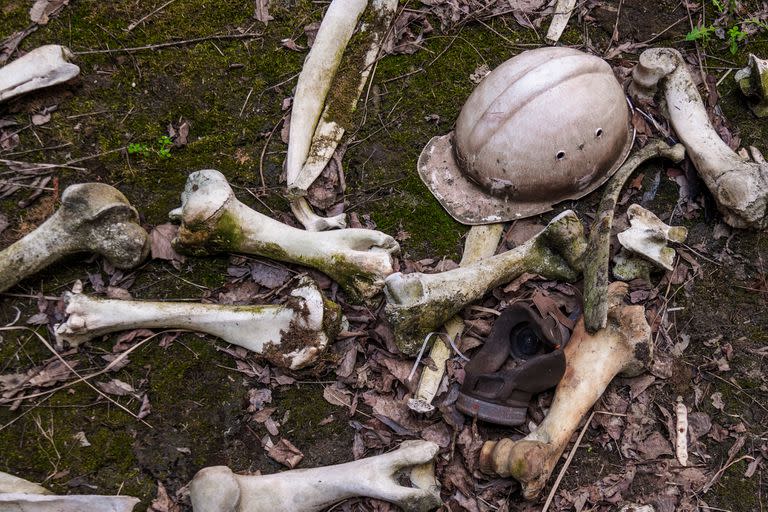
{"left": 73, "top": 431, "right": 91, "bottom": 447}
{"left": 105, "top": 286, "right": 132, "bottom": 300}
{"left": 249, "top": 260, "right": 290, "bottom": 288}
{"left": 138, "top": 393, "right": 152, "bottom": 419}
{"left": 247, "top": 388, "right": 272, "bottom": 413}
{"left": 710, "top": 391, "right": 725, "bottom": 411}
{"left": 637, "top": 431, "right": 673, "bottom": 459}
{"left": 26, "top": 312, "right": 48, "bottom": 325}
{"left": 281, "top": 38, "right": 304, "bottom": 52}
{"left": 29, "top": 0, "right": 69, "bottom": 24}
{"left": 267, "top": 438, "right": 303, "bottom": 468}
{"left": 304, "top": 21, "right": 321, "bottom": 47}
{"left": 97, "top": 378, "right": 136, "bottom": 396}
{"left": 149, "top": 224, "right": 186, "bottom": 264}
{"left": 253, "top": 0, "right": 273, "bottom": 24}
{"left": 323, "top": 384, "right": 353, "bottom": 409}
{"left": 149, "top": 481, "right": 180, "bottom": 512}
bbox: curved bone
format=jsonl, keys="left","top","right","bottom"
{"left": 629, "top": 48, "right": 768, "bottom": 229}
{"left": 478, "top": 282, "right": 652, "bottom": 499}
{"left": 54, "top": 277, "right": 341, "bottom": 369}
{"left": 0, "top": 471, "right": 138, "bottom": 512}
{"left": 190, "top": 440, "right": 442, "bottom": 512}
{"left": 583, "top": 140, "right": 685, "bottom": 333}
{"left": 169, "top": 170, "right": 399, "bottom": 302}
{"left": 0, "top": 183, "right": 150, "bottom": 293}
{"left": 384, "top": 211, "right": 586, "bottom": 355}
{"left": 0, "top": 45, "right": 80, "bottom": 102}
{"left": 617, "top": 204, "right": 687, "bottom": 271}
{"left": 289, "top": 197, "right": 347, "bottom": 231}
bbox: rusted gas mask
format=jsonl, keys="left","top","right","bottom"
{"left": 456, "top": 304, "right": 565, "bottom": 426}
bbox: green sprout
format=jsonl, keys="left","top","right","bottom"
{"left": 728, "top": 25, "right": 747, "bottom": 54}
{"left": 157, "top": 135, "right": 173, "bottom": 159}
{"left": 127, "top": 136, "right": 174, "bottom": 159}
{"left": 685, "top": 25, "right": 717, "bottom": 43}
{"left": 127, "top": 142, "right": 151, "bottom": 158}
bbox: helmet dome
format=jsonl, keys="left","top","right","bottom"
{"left": 419, "top": 47, "right": 632, "bottom": 224}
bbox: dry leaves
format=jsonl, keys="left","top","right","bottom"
{"left": 29, "top": 0, "right": 69, "bottom": 24}
{"left": 267, "top": 438, "right": 304, "bottom": 468}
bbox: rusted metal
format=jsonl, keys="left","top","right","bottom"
{"left": 456, "top": 304, "right": 565, "bottom": 426}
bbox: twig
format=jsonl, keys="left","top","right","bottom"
{"left": 0, "top": 159, "right": 85, "bottom": 172}
{"left": 239, "top": 87, "right": 254, "bottom": 118}
{"left": 74, "top": 33, "right": 262, "bottom": 55}
{"left": 541, "top": 411, "right": 596, "bottom": 512}
{"left": 3, "top": 143, "right": 73, "bottom": 157}
{"left": 127, "top": 0, "right": 177, "bottom": 32}
{"left": 259, "top": 114, "right": 288, "bottom": 192}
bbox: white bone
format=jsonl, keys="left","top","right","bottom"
{"left": 735, "top": 53, "right": 768, "bottom": 118}
{"left": 479, "top": 282, "right": 652, "bottom": 499}
{"left": 630, "top": 48, "right": 768, "bottom": 229}
{"left": 384, "top": 210, "right": 586, "bottom": 355}
{"left": 617, "top": 204, "right": 687, "bottom": 271}
{"left": 675, "top": 396, "right": 689, "bottom": 467}
{"left": 189, "top": 440, "right": 442, "bottom": 512}
{"left": 289, "top": 196, "right": 347, "bottom": 232}
{"left": 0, "top": 183, "right": 149, "bottom": 293}
{"left": 0, "top": 45, "right": 80, "bottom": 102}
{"left": 169, "top": 170, "right": 399, "bottom": 302}
{"left": 546, "top": 0, "right": 577, "bottom": 44}
{"left": 54, "top": 277, "right": 341, "bottom": 369}
{"left": 408, "top": 223, "right": 504, "bottom": 413}
{"left": 0, "top": 471, "right": 138, "bottom": 512}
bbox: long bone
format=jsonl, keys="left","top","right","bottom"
{"left": 629, "top": 47, "right": 768, "bottom": 229}
{"left": 478, "top": 281, "right": 652, "bottom": 499}
{"left": 0, "top": 183, "right": 149, "bottom": 293}
{"left": 54, "top": 277, "right": 341, "bottom": 369}
{"left": 0, "top": 45, "right": 80, "bottom": 102}
{"left": 189, "top": 440, "right": 442, "bottom": 512}
{"left": 0, "top": 471, "right": 139, "bottom": 512}
{"left": 169, "top": 169, "right": 399, "bottom": 302}
{"left": 285, "top": 0, "right": 397, "bottom": 231}
{"left": 384, "top": 210, "right": 586, "bottom": 355}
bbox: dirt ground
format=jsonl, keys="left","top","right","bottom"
{"left": 0, "top": 0, "right": 767, "bottom": 511}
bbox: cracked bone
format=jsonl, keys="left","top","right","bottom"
{"left": 169, "top": 169, "right": 399, "bottom": 302}
{"left": 0, "top": 182, "right": 150, "bottom": 293}
{"left": 617, "top": 204, "right": 688, "bottom": 271}
{"left": 0, "top": 471, "right": 139, "bottom": 512}
{"left": 408, "top": 223, "right": 505, "bottom": 413}
{"left": 54, "top": 277, "right": 341, "bottom": 369}
{"left": 285, "top": 0, "right": 397, "bottom": 231}
{"left": 630, "top": 48, "right": 768, "bottom": 229}
{"left": 384, "top": 210, "right": 586, "bottom": 355}
{"left": 478, "top": 281, "right": 652, "bottom": 500}
{"left": 189, "top": 440, "right": 442, "bottom": 512}
{"left": 0, "top": 45, "right": 80, "bottom": 102}
{"left": 735, "top": 53, "right": 768, "bottom": 118}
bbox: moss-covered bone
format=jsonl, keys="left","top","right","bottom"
{"left": 190, "top": 440, "right": 442, "bottom": 512}
{"left": 169, "top": 169, "right": 400, "bottom": 302}
{"left": 0, "top": 183, "right": 149, "bottom": 293}
{"left": 478, "top": 282, "right": 652, "bottom": 500}
{"left": 630, "top": 47, "right": 768, "bottom": 229}
{"left": 54, "top": 276, "right": 341, "bottom": 369}
{"left": 384, "top": 210, "right": 586, "bottom": 355}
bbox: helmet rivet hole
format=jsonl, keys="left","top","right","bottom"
{"left": 556, "top": 151, "right": 566, "bottom": 160}
{"left": 595, "top": 128, "right": 603, "bottom": 138}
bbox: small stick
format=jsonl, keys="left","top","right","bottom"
{"left": 74, "top": 33, "right": 261, "bottom": 55}
{"left": 127, "top": 0, "right": 177, "bottom": 32}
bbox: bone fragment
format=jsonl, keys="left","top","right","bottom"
{"left": 630, "top": 48, "right": 768, "bottom": 229}
{"left": 583, "top": 140, "right": 685, "bottom": 333}
{"left": 479, "top": 282, "right": 652, "bottom": 499}
{"left": 289, "top": 196, "right": 347, "bottom": 231}
{"left": 0, "top": 471, "right": 139, "bottom": 512}
{"left": 189, "top": 440, "right": 442, "bottom": 512}
{"left": 675, "top": 396, "right": 689, "bottom": 467}
{"left": 0, "top": 183, "right": 150, "bottom": 293}
{"left": 735, "top": 53, "right": 768, "bottom": 118}
{"left": 170, "top": 170, "right": 399, "bottom": 302}
{"left": 385, "top": 210, "right": 586, "bottom": 355}
{"left": 0, "top": 45, "right": 80, "bottom": 102}
{"left": 54, "top": 277, "right": 340, "bottom": 369}
{"left": 408, "top": 223, "right": 504, "bottom": 413}
{"left": 545, "top": 0, "right": 576, "bottom": 44}
{"left": 617, "top": 204, "right": 687, "bottom": 271}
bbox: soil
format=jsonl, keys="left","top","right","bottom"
{"left": 0, "top": 1, "right": 766, "bottom": 511}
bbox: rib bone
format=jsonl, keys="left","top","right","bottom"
{"left": 0, "top": 183, "right": 150, "bottom": 293}
{"left": 384, "top": 210, "right": 586, "bottom": 355}
{"left": 0, "top": 45, "right": 80, "bottom": 102}
{"left": 54, "top": 277, "right": 341, "bottom": 369}
{"left": 617, "top": 204, "right": 687, "bottom": 271}
{"left": 478, "top": 282, "right": 652, "bottom": 499}
{"left": 190, "top": 440, "right": 442, "bottom": 512}
{"left": 630, "top": 48, "right": 768, "bottom": 229}
{"left": 169, "top": 169, "right": 399, "bottom": 302}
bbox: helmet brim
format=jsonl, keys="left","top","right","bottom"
{"left": 418, "top": 130, "right": 633, "bottom": 225}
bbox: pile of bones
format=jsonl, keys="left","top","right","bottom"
{"left": 1, "top": 2, "right": 767, "bottom": 511}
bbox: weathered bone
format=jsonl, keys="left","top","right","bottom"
{"left": 54, "top": 277, "right": 341, "bottom": 369}
{"left": 189, "top": 440, "right": 442, "bottom": 512}
{"left": 289, "top": 196, "right": 347, "bottom": 232}
{"left": 617, "top": 204, "right": 687, "bottom": 271}
{"left": 0, "top": 45, "right": 80, "bottom": 102}
{"left": 546, "top": 0, "right": 577, "bottom": 44}
{"left": 0, "top": 471, "right": 139, "bottom": 512}
{"left": 479, "top": 282, "right": 652, "bottom": 499}
{"left": 630, "top": 48, "right": 768, "bottom": 229}
{"left": 735, "top": 53, "right": 768, "bottom": 118}
{"left": 408, "top": 223, "right": 504, "bottom": 413}
{"left": 0, "top": 183, "right": 150, "bottom": 293}
{"left": 384, "top": 210, "right": 586, "bottom": 355}
{"left": 169, "top": 169, "right": 399, "bottom": 302}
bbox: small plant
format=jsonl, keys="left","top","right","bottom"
{"left": 685, "top": 24, "right": 717, "bottom": 43}
{"left": 128, "top": 136, "right": 174, "bottom": 159}
{"left": 728, "top": 25, "right": 747, "bottom": 54}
